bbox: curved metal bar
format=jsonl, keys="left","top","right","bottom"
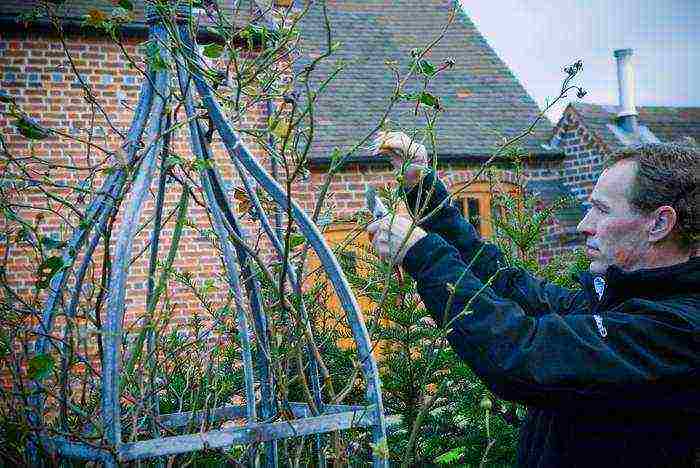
{"left": 144, "top": 112, "right": 172, "bottom": 445}
{"left": 228, "top": 149, "right": 327, "bottom": 463}
{"left": 58, "top": 196, "right": 117, "bottom": 430}
{"left": 33, "top": 72, "right": 154, "bottom": 358}
{"left": 102, "top": 22, "right": 171, "bottom": 452}
{"left": 175, "top": 63, "right": 257, "bottom": 425}
{"left": 178, "top": 24, "right": 388, "bottom": 466}
{"left": 26, "top": 65, "right": 156, "bottom": 465}
{"left": 188, "top": 119, "right": 279, "bottom": 465}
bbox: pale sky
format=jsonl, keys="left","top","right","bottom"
{"left": 460, "top": 0, "right": 700, "bottom": 123}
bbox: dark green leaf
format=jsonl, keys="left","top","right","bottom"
{"left": 28, "top": 354, "right": 55, "bottom": 380}
{"left": 202, "top": 43, "right": 224, "bottom": 59}
{"left": 288, "top": 233, "right": 305, "bottom": 249}
{"left": 191, "top": 158, "right": 212, "bottom": 171}
{"left": 13, "top": 116, "right": 50, "bottom": 140}
{"left": 398, "top": 91, "right": 441, "bottom": 110}
{"left": 417, "top": 91, "right": 440, "bottom": 109}
{"left": 36, "top": 256, "right": 69, "bottom": 289}
{"left": 417, "top": 59, "right": 437, "bottom": 77}
{"left": 118, "top": 0, "right": 134, "bottom": 10}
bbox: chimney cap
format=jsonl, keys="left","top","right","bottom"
{"left": 614, "top": 48, "right": 634, "bottom": 58}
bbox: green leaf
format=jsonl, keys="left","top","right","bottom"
{"left": 165, "top": 154, "right": 185, "bottom": 168}
{"left": 271, "top": 119, "right": 290, "bottom": 139}
{"left": 202, "top": 43, "right": 225, "bottom": 59}
{"left": 13, "top": 116, "right": 50, "bottom": 140}
{"left": 417, "top": 59, "right": 437, "bottom": 77}
{"left": 417, "top": 91, "right": 440, "bottom": 109}
{"left": 329, "top": 147, "right": 341, "bottom": 167}
{"left": 201, "top": 278, "right": 216, "bottom": 295}
{"left": 110, "top": 6, "right": 132, "bottom": 22}
{"left": 36, "top": 256, "right": 70, "bottom": 289}
{"left": 28, "top": 354, "right": 55, "bottom": 380}
{"left": 434, "top": 446, "right": 465, "bottom": 464}
{"left": 0, "top": 333, "right": 9, "bottom": 359}
{"left": 398, "top": 91, "right": 441, "bottom": 110}
{"left": 369, "top": 438, "right": 390, "bottom": 460}
{"left": 288, "top": 233, "right": 305, "bottom": 249}
{"left": 118, "top": 0, "right": 134, "bottom": 10}
{"left": 205, "top": 26, "right": 225, "bottom": 40}
{"left": 192, "top": 157, "right": 212, "bottom": 172}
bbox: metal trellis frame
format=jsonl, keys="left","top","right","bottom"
{"left": 27, "top": 2, "right": 388, "bottom": 466}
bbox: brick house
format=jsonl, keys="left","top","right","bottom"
{"left": 548, "top": 48, "right": 700, "bottom": 215}
{"left": 0, "top": 0, "right": 580, "bottom": 313}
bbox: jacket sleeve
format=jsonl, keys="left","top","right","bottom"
{"left": 404, "top": 171, "right": 585, "bottom": 317}
{"left": 402, "top": 234, "right": 700, "bottom": 409}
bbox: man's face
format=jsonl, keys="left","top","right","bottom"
{"left": 577, "top": 160, "right": 652, "bottom": 275}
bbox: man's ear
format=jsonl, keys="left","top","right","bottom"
{"left": 648, "top": 205, "right": 678, "bottom": 242}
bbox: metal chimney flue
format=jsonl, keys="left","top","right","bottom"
{"left": 614, "top": 48, "right": 639, "bottom": 134}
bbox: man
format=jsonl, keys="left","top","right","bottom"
{"left": 368, "top": 133, "right": 700, "bottom": 467}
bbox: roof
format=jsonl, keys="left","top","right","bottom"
{"left": 293, "top": 0, "right": 557, "bottom": 163}
{"left": 2, "top": 0, "right": 558, "bottom": 163}
{"left": 570, "top": 102, "right": 700, "bottom": 151}
{"left": 0, "top": 0, "right": 263, "bottom": 32}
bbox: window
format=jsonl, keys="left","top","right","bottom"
{"left": 303, "top": 222, "right": 375, "bottom": 350}
{"left": 451, "top": 181, "right": 517, "bottom": 238}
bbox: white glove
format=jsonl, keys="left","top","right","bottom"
{"left": 371, "top": 131, "right": 429, "bottom": 187}
{"left": 367, "top": 216, "right": 427, "bottom": 265}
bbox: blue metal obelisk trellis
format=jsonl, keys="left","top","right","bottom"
{"left": 28, "top": 2, "right": 388, "bottom": 466}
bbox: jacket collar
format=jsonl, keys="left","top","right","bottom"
{"left": 578, "top": 256, "right": 700, "bottom": 308}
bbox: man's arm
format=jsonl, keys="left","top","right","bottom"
{"left": 405, "top": 170, "right": 585, "bottom": 317}
{"left": 402, "top": 234, "right": 700, "bottom": 409}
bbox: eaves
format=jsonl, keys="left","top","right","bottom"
{"left": 308, "top": 151, "right": 565, "bottom": 169}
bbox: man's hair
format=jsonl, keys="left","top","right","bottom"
{"left": 606, "top": 142, "right": 699, "bottom": 249}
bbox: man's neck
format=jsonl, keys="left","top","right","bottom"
{"left": 636, "top": 244, "right": 691, "bottom": 271}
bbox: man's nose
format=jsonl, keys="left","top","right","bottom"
{"left": 577, "top": 209, "right": 595, "bottom": 236}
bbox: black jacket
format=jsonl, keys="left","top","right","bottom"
{"left": 401, "top": 172, "right": 700, "bottom": 467}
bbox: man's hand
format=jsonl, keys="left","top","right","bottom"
{"left": 371, "top": 131, "right": 428, "bottom": 188}
{"left": 367, "top": 216, "right": 427, "bottom": 265}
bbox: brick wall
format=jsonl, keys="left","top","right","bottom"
{"left": 0, "top": 28, "right": 271, "bottom": 392}
{"left": 551, "top": 106, "right": 610, "bottom": 206}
